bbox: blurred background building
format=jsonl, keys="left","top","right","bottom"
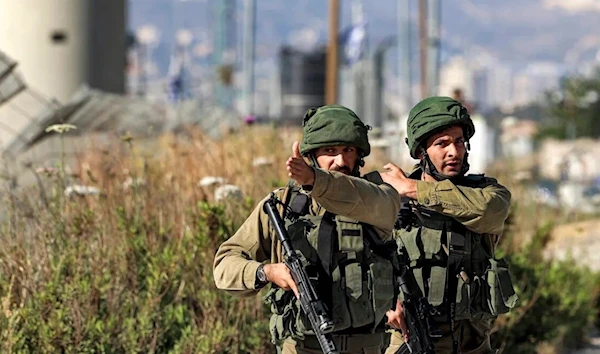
{"left": 1, "top": 0, "right": 600, "bottom": 210}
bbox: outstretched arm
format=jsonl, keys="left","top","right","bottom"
{"left": 286, "top": 142, "right": 401, "bottom": 237}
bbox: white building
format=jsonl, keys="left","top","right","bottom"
{"left": 438, "top": 56, "right": 474, "bottom": 98}
{"left": 511, "top": 62, "right": 562, "bottom": 107}
{"left": 500, "top": 116, "right": 537, "bottom": 159}
{"left": 538, "top": 139, "right": 600, "bottom": 182}
{"left": 485, "top": 64, "right": 513, "bottom": 108}
{"left": 468, "top": 113, "right": 495, "bottom": 174}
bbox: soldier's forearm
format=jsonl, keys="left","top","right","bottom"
{"left": 213, "top": 257, "right": 262, "bottom": 295}
{"left": 415, "top": 180, "right": 511, "bottom": 234}
{"left": 309, "top": 168, "right": 400, "bottom": 234}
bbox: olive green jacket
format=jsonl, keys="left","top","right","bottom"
{"left": 213, "top": 185, "right": 393, "bottom": 297}
{"left": 309, "top": 167, "right": 511, "bottom": 235}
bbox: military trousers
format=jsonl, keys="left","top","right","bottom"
{"left": 279, "top": 333, "right": 384, "bottom": 354}
{"left": 384, "top": 319, "right": 495, "bottom": 354}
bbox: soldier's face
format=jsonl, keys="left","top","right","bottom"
{"left": 423, "top": 126, "right": 466, "bottom": 177}
{"left": 314, "top": 145, "right": 358, "bottom": 175}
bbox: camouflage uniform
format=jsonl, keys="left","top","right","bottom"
{"left": 213, "top": 105, "right": 398, "bottom": 354}
{"left": 305, "top": 97, "right": 517, "bottom": 354}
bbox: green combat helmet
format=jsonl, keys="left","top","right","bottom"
{"left": 405, "top": 96, "right": 475, "bottom": 180}
{"left": 300, "top": 104, "right": 371, "bottom": 175}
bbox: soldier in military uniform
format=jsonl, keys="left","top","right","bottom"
{"left": 213, "top": 105, "right": 401, "bottom": 354}
{"left": 286, "top": 97, "right": 518, "bottom": 354}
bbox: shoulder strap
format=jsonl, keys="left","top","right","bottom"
{"left": 284, "top": 180, "right": 311, "bottom": 217}
{"left": 363, "top": 171, "right": 385, "bottom": 185}
{"left": 458, "top": 173, "right": 486, "bottom": 186}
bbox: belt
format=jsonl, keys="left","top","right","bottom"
{"left": 296, "top": 333, "right": 384, "bottom": 352}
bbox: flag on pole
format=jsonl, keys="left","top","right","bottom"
{"left": 166, "top": 47, "right": 189, "bottom": 102}
{"left": 339, "top": 22, "right": 368, "bottom": 66}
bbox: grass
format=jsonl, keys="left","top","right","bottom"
{"left": 0, "top": 124, "right": 595, "bottom": 353}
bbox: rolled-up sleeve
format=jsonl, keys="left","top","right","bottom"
{"left": 213, "top": 194, "right": 276, "bottom": 297}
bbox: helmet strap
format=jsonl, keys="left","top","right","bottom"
{"left": 351, "top": 154, "right": 364, "bottom": 177}
{"left": 308, "top": 154, "right": 319, "bottom": 168}
{"left": 418, "top": 144, "right": 470, "bottom": 182}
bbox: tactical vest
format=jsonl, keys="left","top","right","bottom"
{"left": 264, "top": 185, "right": 396, "bottom": 345}
{"left": 393, "top": 198, "right": 518, "bottom": 323}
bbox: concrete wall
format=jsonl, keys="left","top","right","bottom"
{"left": 0, "top": 0, "right": 126, "bottom": 103}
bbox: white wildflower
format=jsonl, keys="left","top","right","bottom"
{"left": 45, "top": 123, "right": 77, "bottom": 134}
{"left": 198, "top": 176, "right": 226, "bottom": 187}
{"left": 64, "top": 184, "right": 100, "bottom": 197}
{"left": 214, "top": 184, "right": 244, "bottom": 203}
{"left": 252, "top": 156, "right": 274, "bottom": 167}
{"left": 122, "top": 177, "right": 146, "bottom": 190}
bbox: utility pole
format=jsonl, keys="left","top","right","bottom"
{"left": 326, "top": 0, "right": 339, "bottom": 104}
{"left": 213, "top": 0, "right": 236, "bottom": 108}
{"left": 350, "top": 0, "right": 366, "bottom": 119}
{"left": 242, "top": 0, "right": 256, "bottom": 116}
{"left": 427, "top": 0, "right": 440, "bottom": 96}
{"left": 397, "top": 0, "right": 412, "bottom": 109}
{"left": 418, "top": 0, "right": 428, "bottom": 100}
{"left": 137, "top": 43, "right": 147, "bottom": 97}
{"left": 367, "top": 37, "right": 397, "bottom": 132}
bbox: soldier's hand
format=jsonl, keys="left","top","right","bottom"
{"left": 386, "top": 299, "right": 409, "bottom": 342}
{"left": 264, "top": 263, "right": 300, "bottom": 299}
{"left": 286, "top": 141, "right": 315, "bottom": 187}
{"left": 380, "top": 163, "right": 418, "bottom": 199}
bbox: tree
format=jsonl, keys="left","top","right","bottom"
{"left": 539, "top": 68, "right": 600, "bottom": 140}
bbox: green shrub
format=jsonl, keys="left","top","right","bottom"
{"left": 493, "top": 221, "right": 600, "bottom": 354}
{"left": 0, "top": 127, "right": 288, "bottom": 353}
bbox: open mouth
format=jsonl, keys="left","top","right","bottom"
{"left": 445, "top": 161, "right": 461, "bottom": 169}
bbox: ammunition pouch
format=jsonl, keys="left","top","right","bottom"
{"left": 394, "top": 207, "right": 518, "bottom": 322}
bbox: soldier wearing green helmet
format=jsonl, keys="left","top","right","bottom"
{"left": 299, "top": 105, "right": 371, "bottom": 176}
{"left": 405, "top": 96, "right": 476, "bottom": 181}
{"left": 287, "top": 97, "right": 516, "bottom": 354}
{"left": 214, "top": 104, "right": 399, "bottom": 354}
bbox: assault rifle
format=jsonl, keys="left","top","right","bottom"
{"left": 393, "top": 199, "right": 442, "bottom": 354}
{"left": 363, "top": 227, "right": 442, "bottom": 354}
{"left": 394, "top": 262, "right": 443, "bottom": 354}
{"left": 263, "top": 193, "right": 339, "bottom": 354}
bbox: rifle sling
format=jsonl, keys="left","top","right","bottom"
{"left": 317, "top": 211, "right": 336, "bottom": 310}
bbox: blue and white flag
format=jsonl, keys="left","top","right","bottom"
{"left": 166, "top": 48, "right": 190, "bottom": 103}
{"left": 339, "top": 22, "right": 368, "bottom": 66}
{"left": 168, "top": 67, "right": 184, "bottom": 102}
